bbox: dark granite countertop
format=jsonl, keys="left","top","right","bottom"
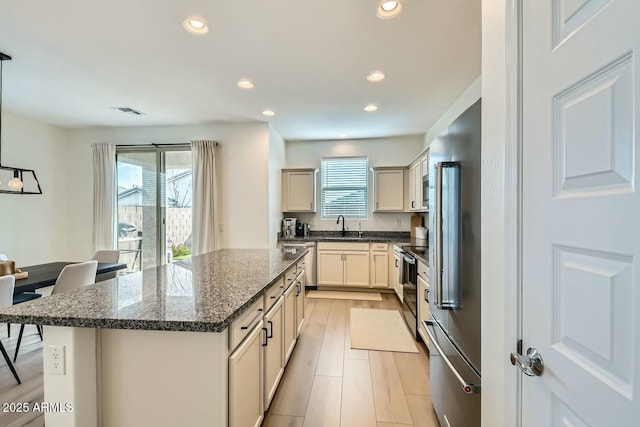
{"left": 0, "top": 248, "right": 307, "bottom": 333}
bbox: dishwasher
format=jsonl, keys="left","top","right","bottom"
{"left": 282, "top": 241, "right": 316, "bottom": 288}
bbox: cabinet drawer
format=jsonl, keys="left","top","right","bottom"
{"left": 284, "top": 265, "right": 298, "bottom": 288}
{"left": 229, "top": 298, "right": 265, "bottom": 351}
{"left": 371, "top": 243, "right": 389, "bottom": 252}
{"left": 264, "top": 277, "right": 285, "bottom": 311}
{"left": 317, "top": 242, "right": 370, "bottom": 251}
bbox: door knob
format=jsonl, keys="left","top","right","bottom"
{"left": 510, "top": 347, "right": 544, "bottom": 377}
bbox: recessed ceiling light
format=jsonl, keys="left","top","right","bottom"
{"left": 237, "top": 79, "right": 254, "bottom": 89}
{"left": 367, "top": 71, "right": 386, "bottom": 82}
{"left": 339, "top": 133, "right": 349, "bottom": 138}
{"left": 363, "top": 104, "right": 378, "bottom": 112}
{"left": 377, "top": 0, "right": 402, "bottom": 18}
{"left": 183, "top": 17, "right": 209, "bottom": 35}
{"left": 262, "top": 109, "right": 275, "bottom": 117}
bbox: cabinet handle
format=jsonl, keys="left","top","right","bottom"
{"left": 376, "top": 202, "right": 379, "bottom": 209}
{"left": 310, "top": 202, "right": 313, "bottom": 209}
{"left": 411, "top": 201, "right": 415, "bottom": 208}
{"left": 267, "top": 320, "right": 274, "bottom": 338}
{"left": 425, "top": 288, "right": 429, "bottom": 303}
{"left": 241, "top": 308, "right": 264, "bottom": 330}
{"left": 262, "top": 327, "right": 268, "bottom": 346}
{"left": 395, "top": 259, "right": 398, "bottom": 268}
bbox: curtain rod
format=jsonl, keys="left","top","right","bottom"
{"left": 115, "top": 142, "right": 219, "bottom": 147}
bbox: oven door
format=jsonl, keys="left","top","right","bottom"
{"left": 402, "top": 254, "right": 418, "bottom": 337}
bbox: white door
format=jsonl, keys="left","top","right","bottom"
{"left": 521, "top": 0, "right": 639, "bottom": 425}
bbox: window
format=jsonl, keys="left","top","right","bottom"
{"left": 321, "top": 157, "right": 368, "bottom": 219}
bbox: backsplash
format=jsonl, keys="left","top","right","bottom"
{"left": 287, "top": 212, "right": 413, "bottom": 233}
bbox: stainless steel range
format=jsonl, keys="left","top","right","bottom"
{"left": 400, "top": 246, "right": 428, "bottom": 339}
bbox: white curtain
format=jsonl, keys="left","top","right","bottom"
{"left": 191, "top": 140, "right": 218, "bottom": 255}
{"left": 92, "top": 143, "right": 116, "bottom": 253}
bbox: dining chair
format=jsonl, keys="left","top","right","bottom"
{"left": 93, "top": 250, "right": 120, "bottom": 263}
{"left": 13, "top": 260, "right": 98, "bottom": 362}
{"left": 93, "top": 250, "right": 120, "bottom": 280}
{"left": 0, "top": 275, "right": 22, "bottom": 384}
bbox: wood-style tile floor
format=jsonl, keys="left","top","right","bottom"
{"left": 263, "top": 293, "right": 439, "bottom": 427}
{"left": 0, "top": 294, "right": 438, "bottom": 427}
{"left": 0, "top": 324, "right": 45, "bottom": 427}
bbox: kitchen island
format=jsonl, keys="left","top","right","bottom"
{"left": 0, "top": 248, "right": 308, "bottom": 427}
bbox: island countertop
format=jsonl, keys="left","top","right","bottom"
{"left": 0, "top": 248, "right": 307, "bottom": 333}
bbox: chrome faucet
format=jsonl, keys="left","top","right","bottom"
{"left": 358, "top": 222, "right": 363, "bottom": 238}
{"left": 337, "top": 215, "right": 346, "bottom": 237}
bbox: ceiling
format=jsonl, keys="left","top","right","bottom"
{"left": 0, "top": 0, "right": 481, "bottom": 141}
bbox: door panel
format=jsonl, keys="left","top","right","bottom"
{"left": 283, "top": 284, "right": 297, "bottom": 363}
{"left": 344, "top": 252, "right": 370, "bottom": 287}
{"left": 317, "top": 251, "right": 344, "bottom": 286}
{"left": 229, "top": 321, "right": 263, "bottom": 427}
{"left": 522, "top": 0, "right": 639, "bottom": 425}
{"left": 264, "top": 299, "right": 284, "bottom": 409}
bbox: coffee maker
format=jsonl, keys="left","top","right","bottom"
{"left": 295, "top": 222, "right": 309, "bottom": 238}
{"left": 282, "top": 218, "right": 297, "bottom": 240}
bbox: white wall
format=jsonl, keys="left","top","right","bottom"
{"left": 268, "top": 125, "right": 285, "bottom": 248}
{"left": 0, "top": 112, "right": 71, "bottom": 265}
{"left": 285, "top": 135, "right": 424, "bottom": 232}
{"left": 424, "top": 75, "right": 482, "bottom": 148}
{"left": 66, "top": 122, "right": 272, "bottom": 260}
{"left": 482, "top": 0, "right": 508, "bottom": 425}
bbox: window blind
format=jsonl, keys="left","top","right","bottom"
{"left": 321, "top": 157, "right": 368, "bottom": 219}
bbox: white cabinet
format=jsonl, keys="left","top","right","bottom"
{"left": 317, "top": 242, "right": 370, "bottom": 287}
{"left": 417, "top": 261, "right": 430, "bottom": 350}
{"left": 229, "top": 320, "right": 264, "bottom": 427}
{"left": 420, "top": 152, "right": 429, "bottom": 211}
{"left": 283, "top": 279, "right": 297, "bottom": 363}
{"left": 317, "top": 251, "right": 344, "bottom": 286}
{"left": 344, "top": 251, "right": 370, "bottom": 287}
{"left": 392, "top": 247, "right": 403, "bottom": 303}
{"left": 373, "top": 168, "right": 405, "bottom": 211}
{"left": 407, "top": 150, "right": 429, "bottom": 212}
{"left": 370, "top": 244, "right": 389, "bottom": 288}
{"left": 263, "top": 298, "right": 284, "bottom": 410}
{"left": 408, "top": 163, "right": 419, "bottom": 210}
{"left": 282, "top": 169, "right": 318, "bottom": 212}
{"left": 295, "top": 273, "right": 305, "bottom": 337}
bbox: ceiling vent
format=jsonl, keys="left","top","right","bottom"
{"left": 112, "top": 106, "right": 145, "bottom": 116}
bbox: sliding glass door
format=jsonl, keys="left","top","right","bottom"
{"left": 116, "top": 146, "right": 192, "bottom": 272}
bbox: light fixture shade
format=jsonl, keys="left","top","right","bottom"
{"left": 0, "top": 52, "right": 43, "bottom": 195}
{"left": 0, "top": 166, "right": 42, "bottom": 194}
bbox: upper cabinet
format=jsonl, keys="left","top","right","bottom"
{"left": 408, "top": 150, "right": 429, "bottom": 212}
{"left": 372, "top": 167, "right": 405, "bottom": 212}
{"left": 282, "top": 168, "right": 318, "bottom": 212}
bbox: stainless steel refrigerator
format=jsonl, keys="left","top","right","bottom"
{"left": 425, "top": 99, "right": 481, "bottom": 427}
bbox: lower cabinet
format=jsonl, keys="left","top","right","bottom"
{"left": 229, "top": 263, "right": 306, "bottom": 427}
{"left": 370, "top": 251, "right": 389, "bottom": 288}
{"left": 263, "top": 298, "right": 285, "bottom": 409}
{"left": 317, "top": 242, "right": 370, "bottom": 287}
{"left": 229, "top": 320, "right": 264, "bottom": 427}
{"left": 295, "top": 273, "right": 305, "bottom": 336}
{"left": 283, "top": 279, "right": 297, "bottom": 363}
{"left": 316, "top": 251, "right": 343, "bottom": 285}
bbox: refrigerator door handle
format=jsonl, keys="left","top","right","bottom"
{"left": 434, "top": 163, "right": 443, "bottom": 307}
{"left": 424, "top": 319, "right": 480, "bottom": 394}
{"left": 437, "top": 162, "right": 462, "bottom": 310}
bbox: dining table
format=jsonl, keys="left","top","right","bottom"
{"left": 13, "top": 261, "right": 127, "bottom": 294}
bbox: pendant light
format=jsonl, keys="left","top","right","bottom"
{"left": 0, "top": 51, "right": 42, "bottom": 195}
